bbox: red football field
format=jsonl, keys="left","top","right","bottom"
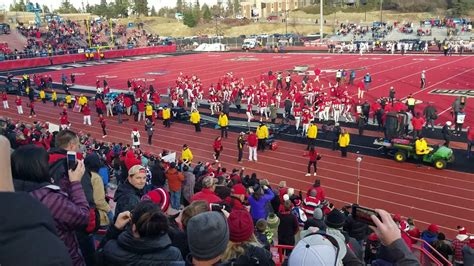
{"left": 4, "top": 52, "right": 474, "bottom": 238}
{"left": 41, "top": 52, "right": 474, "bottom": 126}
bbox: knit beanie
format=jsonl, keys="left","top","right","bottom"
{"left": 313, "top": 208, "right": 324, "bottom": 221}
{"left": 325, "top": 209, "right": 346, "bottom": 229}
{"left": 428, "top": 224, "right": 439, "bottom": 233}
{"left": 228, "top": 210, "right": 254, "bottom": 242}
{"left": 267, "top": 213, "right": 280, "bottom": 230}
{"left": 187, "top": 212, "right": 229, "bottom": 260}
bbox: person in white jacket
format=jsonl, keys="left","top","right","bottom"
{"left": 131, "top": 128, "right": 140, "bottom": 148}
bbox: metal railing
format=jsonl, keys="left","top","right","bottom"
{"left": 407, "top": 235, "right": 452, "bottom": 266}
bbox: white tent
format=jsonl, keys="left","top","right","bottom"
{"left": 194, "top": 43, "right": 228, "bottom": 52}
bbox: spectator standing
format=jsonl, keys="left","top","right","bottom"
{"left": 218, "top": 112, "right": 229, "bottom": 138}
{"left": 85, "top": 153, "right": 112, "bottom": 227}
{"left": 131, "top": 128, "right": 140, "bottom": 148}
{"left": 248, "top": 185, "right": 275, "bottom": 223}
{"left": 99, "top": 115, "right": 107, "bottom": 138}
{"left": 82, "top": 103, "right": 91, "bottom": 126}
{"left": 181, "top": 165, "right": 195, "bottom": 206}
{"left": 452, "top": 227, "right": 470, "bottom": 266}
{"left": 463, "top": 238, "right": 474, "bottom": 266}
{"left": 247, "top": 131, "right": 258, "bottom": 162}
{"left": 256, "top": 123, "right": 269, "bottom": 152}
{"left": 114, "top": 165, "right": 147, "bottom": 220}
{"left": 186, "top": 211, "right": 229, "bottom": 266}
{"left": 224, "top": 184, "right": 247, "bottom": 212}
{"left": 421, "top": 224, "right": 439, "bottom": 248}
{"left": 389, "top": 86, "right": 396, "bottom": 104}
{"left": 431, "top": 233, "right": 453, "bottom": 264}
{"left": 52, "top": 90, "right": 57, "bottom": 106}
{"left": 191, "top": 176, "right": 222, "bottom": 204}
{"left": 338, "top": 128, "right": 350, "bottom": 157}
{"left": 278, "top": 200, "right": 299, "bottom": 251}
{"left": 222, "top": 210, "right": 274, "bottom": 265}
{"left": 101, "top": 202, "right": 183, "bottom": 264}
{"left": 166, "top": 162, "right": 185, "bottom": 210}
{"left": 1, "top": 137, "right": 72, "bottom": 266}
{"left": 12, "top": 145, "right": 89, "bottom": 266}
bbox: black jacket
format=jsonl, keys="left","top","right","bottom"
{"left": 377, "top": 238, "right": 421, "bottom": 265}
{"left": 343, "top": 215, "right": 369, "bottom": 241}
{"left": 114, "top": 180, "right": 144, "bottom": 221}
{"left": 150, "top": 163, "right": 166, "bottom": 188}
{"left": 0, "top": 192, "right": 72, "bottom": 266}
{"left": 102, "top": 229, "right": 183, "bottom": 265}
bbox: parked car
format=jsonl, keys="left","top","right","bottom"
{"left": 267, "top": 15, "right": 278, "bottom": 21}
{"left": 0, "top": 23, "right": 11, "bottom": 35}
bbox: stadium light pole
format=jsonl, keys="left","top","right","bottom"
{"left": 356, "top": 154, "right": 363, "bottom": 204}
{"left": 320, "top": 0, "right": 323, "bottom": 41}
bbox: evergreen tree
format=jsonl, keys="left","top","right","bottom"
{"left": 233, "top": 0, "right": 240, "bottom": 15}
{"left": 202, "top": 4, "right": 212, "bottom": 21}
{"left": 134, "top": 0, "right": 149, "bottom": 16}
{"left": 150, "top": 6, "right": 157, "bottom": 16}
{"left": 193, "top": 0, "right": 201, "bottom": 20}
{"left": 10, "top": 0, "right": 27, "bottom": 11}
{"left": 183, "top": 10, "right": 197, "bottom": 27}
{"left": 115, "top": 0, "right": 129, "bottom": 17}
{"left": 56, "top": 0, "right": 79, "bottom": 14}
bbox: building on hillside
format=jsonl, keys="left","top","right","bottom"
{"left": 241, "top": 0, "right": 310, "bottom": 20}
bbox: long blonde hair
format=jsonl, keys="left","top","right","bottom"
{"left": 221, "top": 234, "right": 262, "bottom": 261}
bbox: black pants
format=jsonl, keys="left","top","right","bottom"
{"left": 443, "top": 138, "right": 450, "bottom": 147}
{"left": 221, "top": 126, "right": 228, "bottom": 138}
{"left": 307, "top": 138, "right": 316, "bottom": 150}
{"left": 30, "top": 108, "right": 35, "bottom": 115}
{"left": 285, "top": 82, "right": 291, "bottom": 90}
{"left": 42, "top": 99, "right": 46, "bottom": 103}
{"left": 238, "top": 148, "right": 243, "bottom": 162}
{"left": 214, "top": 149, "right": 221, "bottom": 161}
{"left": 332, "top": 139, "right": 338, "bottom": 151}
{"left": 164, "top": 119, "right": 171, "bottom": 128}
{"left": 276, "top": 80, "right": 283, "bottom": 90}
{"left": 53, "top": 99, "right": 57, "bottom": 106}
{"left": 340, "top": 146, "right": 348, "bottom": 157}
{"left": 307, "top": 161, "right": 317, "bottom": 174}
{"left": 258, "top": 139, "right": 266, "bottom": 151}
{"left": 194, "top": 123, "right": 201, "bottom": 132}
{"left": 102, "top": 127, "right": 107, "bottom": 136}
{"left": 420, "top": 78, "right": 425, "bottom": 88}
{"left": 408, "top": 105, "right": 415, "bottom": 114}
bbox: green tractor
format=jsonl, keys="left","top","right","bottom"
{"left": 374, "top": 112, "right": 455, "bottom": 170}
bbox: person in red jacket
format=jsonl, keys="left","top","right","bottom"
{"left": 99, "top": 115, "right": 107, "bottom": 138}
{"left": 467, "top": 126, "right": 474, "bottom": 159}
{"left": 28, "top": 100, "right": 36, "bottom": 118}
{"left": 411, "top": 112, "right": 425, "bottom": 139}
{"left": 304, "top": 146, "right": 320, "bottom": 176}
{"left": 82, "top": 103, "right": 91, "bottom": 125}
{"left": 137, "top": 101, "right": 145, "bottom": 122}
{"left": 60, "top": 112, "right": 70, "bottom": 130}
{"left": 247, "top": 131, "right": 258, "bottom": 162}
{"left": 224, "top": 183, "right": 247, "bottom": 212}
{"left": 191, "top": 176, "right": 222, "bottom": 204}
{"left": 213, "top": 136, "right": 223, "bottom": 162}
{"left": 306, "top": 179, "right": 326, "bottom": 202}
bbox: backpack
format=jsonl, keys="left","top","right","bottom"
{"left": 133, "top": 133, "right": 138, "bottom": 142}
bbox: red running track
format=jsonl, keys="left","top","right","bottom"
{"left": 40, "top": 52, "right": 474, "bottom": 126}
{"left": 1, "top": 95, "right": 473, "bottom": 238}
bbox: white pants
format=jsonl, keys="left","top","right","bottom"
{"left": 295, "top": 117, "right": 301, "bottom": 131}
{"left": 83, "top": 115, "right": 91, "bottom": 125}
{"left": 17, "top": 105, "right": 23, "bottom": 114}
{"left": 260, "top": 107, "right": 268, "bottom": 120}
{"left": 61, "top": 124, "right": 69, "bottom": 130}
{"left": 138, "top": 112, "right": 145, "bottom": 121}
{"left": 314, "top": 75, "right": 320, "bottom": 83}
{"left": 3, "top": 100, "right": 9, "bottom": 109}
{"left": 333, "top": 110, "right": 341, "bottom": 122}
{"left": 107, "top": 106, "right": 113, "bottom": 116}
{"left": 302, "top": 123, "right": 309, "bottom": 136}
{"left": 172, "top": 100, "right": 178, "bottom": 107}
{"left": 323, "top": 107, "right": 330, "bottom": 121}
{"left": 248, "top": 146, "right": 257, "bottom": 161}
{"left": 210, "top": 102, "right": 216, "bottom": 115}
{"left": 246, "top": 111, "right": 253, "bottom": 122}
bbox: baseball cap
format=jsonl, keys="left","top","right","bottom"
{"left": 128, "top": 165, "right": 146, "bottom": 176}
{"left": 288, "top": 233, "right": 347, "bottom": 266}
